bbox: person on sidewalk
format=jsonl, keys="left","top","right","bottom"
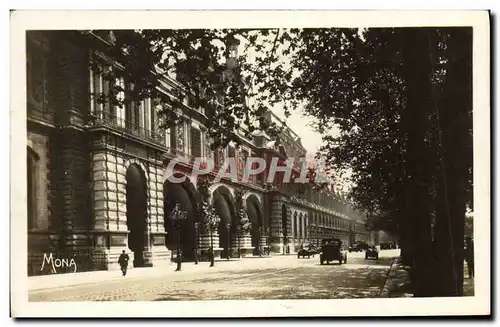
{"left": 464, "top": 237, "right": 474, "bottom": 278}
{"left": 208, "top": 247, "right": 215, "bottom": 267}
{"left": 118, "top": 250, "right": 130, "bottom": 276}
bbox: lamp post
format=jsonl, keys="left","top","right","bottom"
{"left": 225, "top": 221, "right": 231, "bottom": 260}
{"left": 266, "top": 227, "right": 270, "bottom": 255}
{"left": 194, "top": 222, "right": 199, "bottom": 265}
{"left": 209, "top": 226, "right": 215, "bottom": 267}
{"left": 258, "top": 226, "right": 263, "bottom": 257}
{"left": 171, "top": 203, "right": 187, "bottom": 272}
{"left": 206, "top": 208, "right": 220, "bottom": 268}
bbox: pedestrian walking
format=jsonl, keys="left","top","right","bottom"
{"left": 118, "top": 250, "right": 130, "bottom": 276}
{"left": 464, "top": 237, "right": 474, "bottom": 278}
{"left": 208, "top": 247, "right": 215, "bottom": 267}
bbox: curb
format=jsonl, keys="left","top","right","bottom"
{"left": 379, "top": 257, "right": 399, "bottom": 297}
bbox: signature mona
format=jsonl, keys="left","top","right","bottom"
{"left": 40, "top": 253, "right": 77, "bottom": 273}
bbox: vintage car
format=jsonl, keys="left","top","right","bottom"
{"left": 349, "top": 241, "right": 369, "bottom": 252}
{"left": 297, "top": 244, "right": 318, "bottom": 259}
{"left": 319, "top": 238, "right": 347, "bottom": 265}
{"left": 379, "top": 242, "right": 392, "bottom": 250}
{"left": 365, "top": 245, "right": 379, "bottom": 260}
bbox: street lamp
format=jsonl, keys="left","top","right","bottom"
{"left": 206, "top": 208, "right": 220, "bottom": 267}
{"left": 266, "top": 227, "right": 271, "bottom": 255}
{"left": 225, "top": 221, "right": 231, "bottom": 260}
{"left": 194, "top": 222, "right": 199, "bottom": 265}
{"left": 170, "top": 203, "right": 187, "bottom": 272}
{"left": 258, "top": 226, "right": 263, "bottom": 257}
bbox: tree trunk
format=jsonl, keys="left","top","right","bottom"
{"left": 432, "top": 27, "right": 472, "bottom": 296}
{"left": 400, "top": 28, "right": 436, "bottom": 297}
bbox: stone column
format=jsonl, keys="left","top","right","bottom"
{"left": 268, "top": 196, "right": 291, "bottom": 254}
{"left": 90, "top": 149, "right": 128, "bottom": 271}
{"left": 232, "top": 231, "right": 253, "bottom": 257}
{"left": 149, "top": 162, "right": 170, "bottom": 266}
{"left": 199, "top": 231, "right": 222, "bottom": 260}
{"left": 51, "top": 127, "right": 93, "bottom": 273}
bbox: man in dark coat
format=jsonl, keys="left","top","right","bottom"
{"left": 118, "top": 250, "right": 130, "bottom": 276}
{"left": 464, "top": 237, "right": 474, "bottom": 278}
{"left": 208, "top": 247, "right": 215, "bottom": 267}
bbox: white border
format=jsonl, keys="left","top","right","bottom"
{"left": 10, "top": 10, "right": 491, "bottom": 318}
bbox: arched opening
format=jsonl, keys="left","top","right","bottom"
{"left": 213, "top": 186, "right": 236, "bottom": 258}
{"left": 293, "top": 211, "right": 298, "bottom": 238}
{"left": 246, "top": 195, "right": 263, "bottom": 255}
{"left": 304, "top": 214, "right": 308, "bottom": 238}
{"left": 27, "top": 147, "right": 39, "bottom": 230}
{"left": 125, "top": 164, "right": 148, "bottom": 267}
{"left": 164, "top": 175, "right": 197, "bottom": 261}
{"left": 282, "top": 203, "right": 288, "bottom": 253}
{"left": 299, "top": 213, "right": 303, "bottom": 239}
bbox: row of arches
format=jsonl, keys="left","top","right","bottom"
{"left": 130, "top": 168, "right": 265, "bottom": 265}
{"left": 292, "top": 211, "right": 308, "bottom": 239}
{"left": 26, "top": 146, "right": 267, "bottom": 267}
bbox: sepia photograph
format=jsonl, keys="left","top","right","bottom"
{"left": 10, "top": 9, "right": 490, "bottom": 317}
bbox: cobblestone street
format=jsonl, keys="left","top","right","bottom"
{"left": 29, "top": 250, "right": 399, "bottom": 301}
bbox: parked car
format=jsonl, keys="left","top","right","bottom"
{"left": 379, "top": 242, "right": 392, "bottom": 250}
{"left": 319, "top": 238, "right": 347, "bottom": 265}
{"left": 297, "top": 244, "right": 318, "bottom": 259}
{"left": 349, "top": 241, "right": 369, "bottom": 252}
{"left": 365, "top": 245, "right": 379, "bottom": 260}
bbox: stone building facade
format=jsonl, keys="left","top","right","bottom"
{"left": 26, "top": 30, "right": 373, "bottom": 276}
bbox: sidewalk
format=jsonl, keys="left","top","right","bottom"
{"left": 379, "top": 257, "right": 413, "bottom": 298}
{"left": 380, "top": 257, "right": 475, "bottom": 297}
{"left": 28, "top": 255, "right": 283, "bottom": 292}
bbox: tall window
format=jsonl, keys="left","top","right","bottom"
{"left": 27, "top": 34, "right": 50, "bottom": 111}
{"left": 89, "top": 64, "right": 127, "bottom": 128}
{"left": 27, "top": 147, "right": 39, "bottom": 230}
{"left": 190, "top": 127, "right": 202, "bottom": 158}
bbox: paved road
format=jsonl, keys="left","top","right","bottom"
{"left": 29, "top": 250, "right": 399, "bottom": 301}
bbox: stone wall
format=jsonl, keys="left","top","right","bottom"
{"left": 89, "top": 143, "right": 170, "bottom": 270}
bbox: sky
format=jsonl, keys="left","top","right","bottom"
{"left": 235, "top": 31, "right": 341, "bottom": 158}
{"left": 271, "top": 103, "right": 326, "bottom": 156}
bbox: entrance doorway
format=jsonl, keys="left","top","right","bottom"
{"left": 125, "top": 164, "right": 148, "bottom": 267}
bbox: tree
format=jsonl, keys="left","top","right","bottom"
{"left": 83, "top": 29, "right": 288, "bottom": 150}
{"left": 253, "top": 27, "right": 472, "bottom": 296}
{"left": 85, "top": 28, "right": 472, "bottom": 296}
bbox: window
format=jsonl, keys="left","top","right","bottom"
{"left": 115, "top": 78, "right": 126, "bottom": 128}
{"left": 90, "top": 65, "right": 112, "bottom": 116}
{"left": 165, "top": 126, "right": 171, "bottom": 149}
{"left": 27, "top": 35, "right": 50, "bottom": 111}
{"left": 175, "top": 124, "right": 185, "bottom": 154}
{"left": 190, "top": 127, "right": 202, "bottom": 158}
{"left": 151, "top": 102, "right": 158, "bottom": 134}
{"left": 228, "top": 146, "right": 236, "bottom": 159}
{"left": 27, "top": 147, "right": 39, "bottom": 230}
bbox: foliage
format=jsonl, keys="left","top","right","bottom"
{"left": 84, "top": 29, "right": 290, "bottom": 150}
{"left": 239, "top": 209, "right": 252, "bottom": 233}
{"left": 203, "top": 203, "right": 221, "bottom": 232}
{"left": 84, "top": 28, "right": 472, "bottom": 295}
